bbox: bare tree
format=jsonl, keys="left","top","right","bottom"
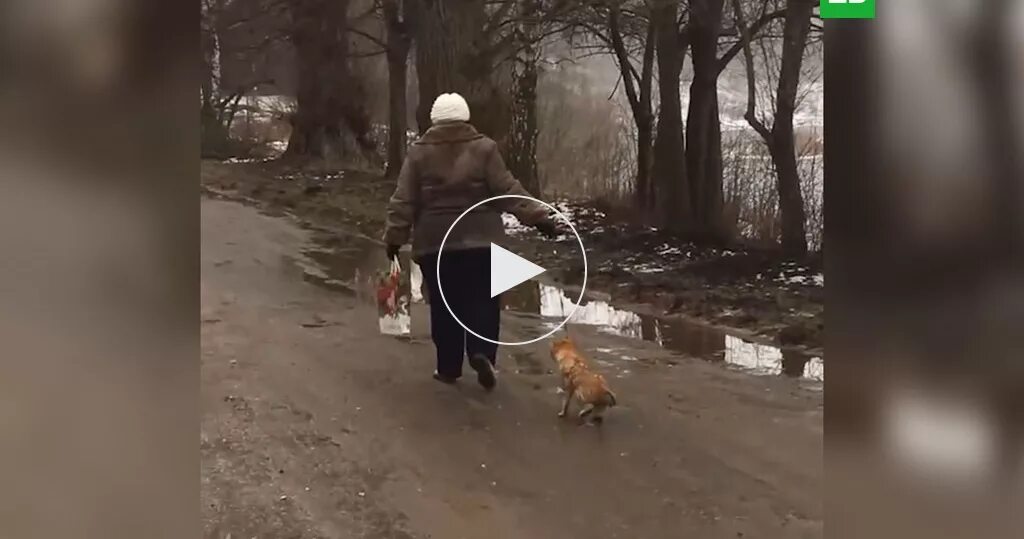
{"left": 650, "top": 0, "right": 690, "bottom": 231}
{"left": 684, "top": 0, "right": 727, "bottom": 244}
{"left": 536, "top": 61, "right": 636, "bottom": 202}
{"left": 574, "top": 2, "right": 656, "bottom": 211}
{"left": 201, "top": 0, "right": 289, "bottom": 156}
{"left": 734, "top": 0, "right": 814, "bottom": 254}
{"left": 200, "top": 0, "right": 229, "bottom": 154}
{"left": 410, "top": 0, "right": 511, "bottom": 137}
{"left": 506, "top": 0, "right": 543, "bottom": 194}
{"left": 383, "top": 0, "right": 412, "bottom": 178}
{"left": 284, "top": 0, "right": 377, "bottom": 165}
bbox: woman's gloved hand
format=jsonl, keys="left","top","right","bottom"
{"left": 534, "top": 218, "right": 560, "bottom": 239}
{"left": 386, "top": 244, "right": 401, "bottom": 261}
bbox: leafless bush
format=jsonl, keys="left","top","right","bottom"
{"left": 723, "top": 130, "right": 779, "bottom": 244}
{"left": 536, "top": 64, "right": 636, "bottom": 204}
{"left": 222, "top": 95, "right": 295, "bottom": 158}
{"left": 798, "top": 126, "right": 823, "bottom": 250}
{"left": 722, "top": 126, "right": 823, "bottom": 250}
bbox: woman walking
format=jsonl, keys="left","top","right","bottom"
{"left": 383, "top": 92, "right": 557, "bottom": 389}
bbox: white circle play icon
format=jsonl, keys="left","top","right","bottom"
{"left": 435, "top": 194, "right": 588, "bottom": 346}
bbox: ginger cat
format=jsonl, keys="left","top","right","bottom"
{"left": 550, "top": 334, "right": 618, "bottom": 424}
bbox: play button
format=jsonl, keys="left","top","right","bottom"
{"left": 489, "top": 243, "right": 546, "bottom": 298}
{"left": 436, "top": 194, "right": 588, "bottom": 346}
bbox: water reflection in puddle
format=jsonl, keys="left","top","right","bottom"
{"left": 298, "top": 232, "right": 822, "bottom": 383}
{"left": 505, "top": 282, "right": 823, "bottom": 383}
{"left": 299, "top": 233, "right": 425, "bottom": 335}
{"left": 301, "top": 233, "right": 425, "bottom": 304}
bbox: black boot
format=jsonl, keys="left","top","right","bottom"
{"left": 467, "top": 353, "right": 496, "bottom": 390}
{"left": 432, "top": 370, "right": 458, "bottom": 384}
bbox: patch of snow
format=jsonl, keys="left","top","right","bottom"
{"left": 237, "top": 94, "right": 296, "bottom": 110}
{"left": 501, "top": 213, "right": 532, "bottom": 235}
{"left": 783, "top": 274, "right": 810, "bottom": 285}
{"left": 778, "top": 271, "right": 823, "bottom": 287}
{"left": 624, "top": 262, "right": 666, "bottom": 274}
{"left": 551, "top": 201, "right": 577, "bottom": 222}
{"left": 655, "top": 243, "right": 683, "bottom": 256}
{"left": 223, "top": 157, "right": 269, "bottom": 164}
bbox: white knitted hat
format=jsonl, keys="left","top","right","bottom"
{"left": 430, "top": 92, "right": 471, "bottom": 124}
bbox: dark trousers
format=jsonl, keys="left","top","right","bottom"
{"left": 419, "top": 248, "right": 500, "bottom": 378}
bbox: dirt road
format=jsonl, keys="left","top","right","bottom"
{"left": 201, "top": 197, "right": 823, "bottom": 538}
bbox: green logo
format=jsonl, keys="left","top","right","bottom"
{"left": 820, "top": 0, "right": 876, "bottom": 19}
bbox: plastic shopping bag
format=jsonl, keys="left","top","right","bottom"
{"left": 376, "top": 258, "right": 411, "bottom": 335}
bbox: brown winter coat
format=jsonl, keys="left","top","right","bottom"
{"left": 383, "top": 122, "right": 549, "bottom": 259}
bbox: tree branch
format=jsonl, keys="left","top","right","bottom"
{"left": 484, "top": 0, "right": 518, "bottom": 35}
{"left": 637, "top": 19, "right": 655, "bottom": 116}
{"left": 717, "top": 8, "right": 786, "bottom": 74}
{"left": 608, "top": 72, "right": 623, "bottom": 100}
{"left": 351, "top": 49, "right": 388, "bottom": 58}
{"left": 608, "top": 5, "right": 642, "bottom": 112}
{"left": 346, "top": 25, "right": 387, "bottom": 49}
{"left": 731, "top": 0, "right": 772, "bottom": 140}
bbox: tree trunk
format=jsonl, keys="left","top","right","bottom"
{"left": 201, "top": 1, "right": 229, "bottom": 156}
{"left": 781, "top": 350, "right": 810, "bottom": 377}
{"left": 412, "top": 0, "right": 510, "bottom": 139}
{"left": 636, "top": 25, "right": 656, "bottom": 212}
{"left": 685, "top": 0, "right": 727, "bottom": 244}
{"left": 966, "top": 0, "right": 1024, "bottom": 257}
{"left": 770, "top": 0, "right": 812, "bottom": 255}
{"left": 200, "top": 45, "right": 221, "bottom": 152}
{"left": 636, "top": 120, "right": 654, "bottom": 209}
{"left": 607, "top": 6, "right": 655, "bottom": 212}
{"left": 384, "top": 0, "right": 411, "bottom": 179}
{"left": 734, "top": 0, "right": 810, "bottom": 254}
{"left": 285, "top": 0, "right": 376, "bottom": 166}
{"left": 506, "top": 0, "right": 541, "bottom": 195}
{"left": 651, "top": 0, "right": 690, "bottom": 233}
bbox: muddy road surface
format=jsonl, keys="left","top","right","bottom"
{"left": 201, "top": 197, "right": 823, "bottom": 538}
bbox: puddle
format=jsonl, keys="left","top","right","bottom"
{"left": 298, "top": 231, "right": 423, "bottom": 335}
{"left": 509, "top": 350, "right": 548, "bottom": 375}
{"left": 504, "top": 282, "right": 823, "bottom": 383}
{"left": 297, "top": 231, "right": 822, "bottom": 383}
{"left": 299, "top": 231, "right": 424, "bottom": 301}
